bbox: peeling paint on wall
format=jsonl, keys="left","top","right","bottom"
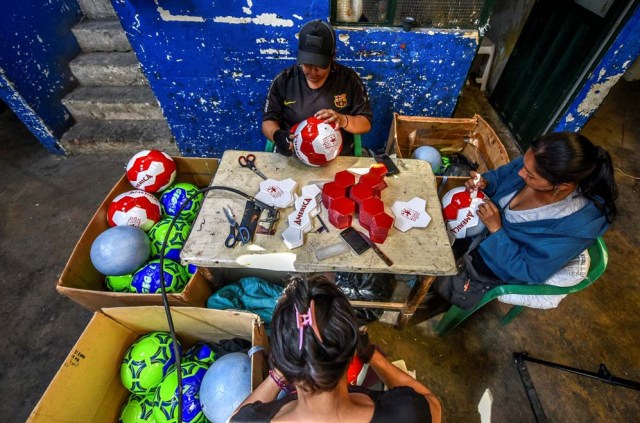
{"left": 576, "top": 74, "right": 623, "bottom": 117}
{"left": 555, "top": 5, "right": 640, "bottom": 133}
{"left": 111, "top": 2, "right": 478, "bottom": 156}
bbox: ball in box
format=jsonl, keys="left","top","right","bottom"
{"left": 126, "top": 150, "right": 177, "bottom": 193}
{"left": 148, "top": 217, "right": 192, "bottom": 261}
{"left": 108, "top": 190, "right": 162, "bottom": 232}
{"left": 120, "top": 331, "right": 180, "bottom": 395}
{"left": 90, "top": 226, "right": 150, "bottom": 276}
{"left": 160, "top": 183, "right": 202, "bottom": 223}
{"left": 291, "top": 116, "right": 342, "bottom": 166}
{"left": 105, "top": 273, "right": 134, "bottom": 292}
{"left": 130, "top": 259, "right": 189, "bottom": 294}
{"left": 119, "top": 393, "right": 155, "bottom": 423}
{"left": 153, "top": 360, "right": 209, "bottom": 423}
{"left": 199, "top": 352, "right": 252, "bottom": 423}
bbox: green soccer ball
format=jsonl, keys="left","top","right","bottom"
{"left": 121, "top": 331, "right": 180, "bottom": 395}
{"left": 148, "top": 218, "right": 192, "bottom": 261}
{"left": 119, "top": 393, "right": 156, "bottom": 423}
{"left": 130, "top": 259, "right": 189, "bottom": 294}
{"left": 160, "top": 183, "right": 203, "bottom": 223}
{"left": 153, "top": 361, "right": 209, "bottom": 423}
{"left": 105, "top": 273, "right": 134, "bottom": 292}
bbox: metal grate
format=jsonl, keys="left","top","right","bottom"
{"left": 334, "top": 0, "right": 488, "bottom": 28}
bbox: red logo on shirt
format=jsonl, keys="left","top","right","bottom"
{"left": 334, "top": 94, "right": 347, "bottom": 108}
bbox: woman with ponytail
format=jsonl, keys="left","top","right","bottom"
{"left": 427, "top": 132, "right": 618, "bottom": 312}
{"left": 231, "top": 275, "right": 441, "bottom": 422}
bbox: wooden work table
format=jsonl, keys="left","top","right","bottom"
{"left": 181, "top": 150, "right": 457, "bottom": 328}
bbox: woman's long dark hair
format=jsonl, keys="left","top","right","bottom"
{"left": 269, "top": 275, "right": 358, "bottom": 393}
{"left": 530, "top": 132, "right": 618, "bottom": 223}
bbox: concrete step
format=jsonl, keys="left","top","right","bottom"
{"left": 60, "top": 119, "right": 179, "bottom": 155}
{"left": 72, "top": 19, "right": 131, "bottom": 52}
{"left": 62, "top": 86, "right": 164, "bottom": 121}
{"left": 69, "top": 52, "right": 146, "bottom": 86}
{"left": 77, "top": 0, "right": 117, "bottom": 20}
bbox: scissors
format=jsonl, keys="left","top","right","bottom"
{"left": 238, "top": 154, "right": 268, "bottom": 180}
{"left": 223, "top": 205, "right": 250, "bottom": 248}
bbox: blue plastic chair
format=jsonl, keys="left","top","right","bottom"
{"left": 435, "top": 237, "right": 608, "bottom": 336}
{"left": 266, "top": 134, "right": 363, "bottom": 157}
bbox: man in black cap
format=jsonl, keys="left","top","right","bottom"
{"left": 262, "top": 19, "right": 372, "bottom": 156}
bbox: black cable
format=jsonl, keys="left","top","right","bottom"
{"left": 157, "top": 185, "right": 278, "bottom": 422}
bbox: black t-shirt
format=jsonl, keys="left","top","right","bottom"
{"left": 263, "top": 63, "right": 373, "bottom": 155}
{"left": 231, "top": 386, "right": 432, "bottom": 422}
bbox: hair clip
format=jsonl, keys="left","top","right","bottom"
{"left": 295, "top": 300, "right": 323, "bottom": 350}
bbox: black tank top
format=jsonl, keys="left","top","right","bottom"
{"left": 231, "top": 386, "right": 432, "bottom": 422}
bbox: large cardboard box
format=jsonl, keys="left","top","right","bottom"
{"left": 386, "top": 113, "right": 510, "bottom": 173}
{"left": 28, "top": 306, "right": 268, "bottom": 423}
{"left": 57, "top": 157, "right": 220, "bottom": 311}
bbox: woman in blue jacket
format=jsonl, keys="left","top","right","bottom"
{"left": 431, "top": 132, "right": 617, "bottom": 311}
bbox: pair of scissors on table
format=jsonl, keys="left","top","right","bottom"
{"left": 223, "top": 205, "right": 250, "bottom": 248}
{"left": 238, "top": 154, "right": 268, "bottom": 180}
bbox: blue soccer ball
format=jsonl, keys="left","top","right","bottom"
{"left": 199, "top": 352, "right": 252, "bottom": 423}
{"left": 153, "top": 361, "right": 209, "bottom": 423}
{"left": 160, "top": 183, "right": 202, "bottom": 223}
{"left": 90, "top": 226, "right": 150, "bottom": 276}
{"left": 412, "top": 145, "right": 442, "bottom": 173}
{"left": 130, "top": 259, "right": 189, "bottom": 293}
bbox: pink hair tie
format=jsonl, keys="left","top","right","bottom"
{"left": 295, "top": 300, "right": 323, "bottom": 350}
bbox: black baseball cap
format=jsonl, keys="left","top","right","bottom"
{"left": 297, "top": 20, "right": 335, "bottom": 68}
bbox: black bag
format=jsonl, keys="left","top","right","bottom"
{"left": 335, "top": 272, "right": 395, "bottom": 324}
{"left": 433, "top": 252, "right": 504, "bottom": 310}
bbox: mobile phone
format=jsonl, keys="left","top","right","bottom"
{"left": 371, "top": 152, "right": 400, "bottom": 176}
{"left": 339, "top": 227, "right": 370, "bottom": 255}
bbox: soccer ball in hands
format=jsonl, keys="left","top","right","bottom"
{"left": 291, "top": 116, "right": 342, "bottom": 166}
{"left": 441, "top": 186, "right": 487, "bottom": 239}
{"left": 108, "top": 190, "right": 162, "bottom": 232}
{"left": 126, "top": 150, "right": 177, "bottom": 193}
{"left": 120, "top": 331, "right": 180, "bottom": 395}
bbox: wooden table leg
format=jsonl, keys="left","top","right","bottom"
{"left": 396, "top": 275, "right": 436, "bottom": 329}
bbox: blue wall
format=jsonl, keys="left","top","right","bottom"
{"left": 555, "top": 5, "right": 640, "bottom": 133}
{"left": 0, "top": 2, "right": 81, "bottom": 154}
{"left": 112, "top": 0, "right": 479, "bottom": 157}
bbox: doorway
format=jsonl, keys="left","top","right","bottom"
{"left": 490, "top": 0, "right": 635, "bottom": 150}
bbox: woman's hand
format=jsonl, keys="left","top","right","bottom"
{"left": 315, "top": 109, "right": 347, "bottom": 129}
{"left": 476, "top": 200, "right": 502, "bottom": 233}
{"left": 465, "top": 171, "right": 487, "bottom": 192}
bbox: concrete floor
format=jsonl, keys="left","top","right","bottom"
{"left": 1, "top": 81, "right": 639, "bottom": 422}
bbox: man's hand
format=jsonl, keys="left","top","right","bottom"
{"left": 273, "top": 129, "right": 293, "bottom": 156}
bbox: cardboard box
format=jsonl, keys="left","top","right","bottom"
{"left": 28, "top": 306, "right": 268, "bottom": 423}
{"left": 386, "top": 113, "right": 510, "bottom": 173}
{"left": 57, "top": 157, "right": 220, "bottom": 311}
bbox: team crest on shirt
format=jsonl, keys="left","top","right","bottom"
{"left": 334, "top": 94, "right": 348, "bottom": 108}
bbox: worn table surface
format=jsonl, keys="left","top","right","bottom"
{"left": 181, "top": 150, "right": 456, "bottom": 276}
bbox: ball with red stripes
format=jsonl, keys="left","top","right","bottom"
{"left": 108, "top": 190, "right": 162, "bottom": 232}
{"left": 126, "top": 150, "right": 177, "bottom": 193}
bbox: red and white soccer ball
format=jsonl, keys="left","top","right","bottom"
{"left": 291, "top": 116, "right": 342, "bottom": 167}
{"left": 442, "top": 186, "right": 487, "bottom": 239}
{"left": 126, "top": 150, "right": 177, "bottom": 193}
{"left": 107, "top": 190, "right": 162, "bottom": 232}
